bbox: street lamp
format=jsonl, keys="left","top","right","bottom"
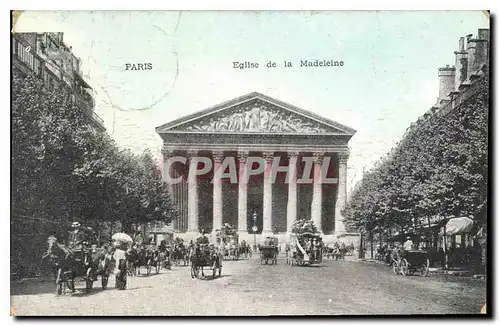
{"left": 252, "top": 212, "right": 258, "bottom": 251}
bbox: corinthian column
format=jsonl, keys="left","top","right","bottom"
{"left": 263, "top": 151, "right": 274, "bottom": 233}
{"left": 212, "top": 151, "right": 224, "bottom": 235}
{"left": 162, "top": 148, "right": 175, "bottom": 230}
{"left": 286, "top": 151, "right": 299, "bottom": 232}
{"left": 237, "top": 151, "right": 249, "bottom": 234}
{"left": 335, "top": 151, "right": 349, "bottom": 233}
{"left": 187, "top": 150, "right": 199, "bottom": 233}
{"left": 311, "top": 152, "right": 324, "bottom": 232}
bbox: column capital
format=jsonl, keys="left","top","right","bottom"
{"left": 263, "top": 151, "right": 274, "bottom": 162}
{"left": 287, "top": 151, "right": 300, "bottom": 159}
{"left": 161, "top": 148, "right": 175, "bottom": 158}
{"left": 212, "top": 150, "right": 224, "bottom": 163}
{"left": 338, "top": 151, "right": 350, "bottom": 164}
{"left": 312, "top": 152, "right": 324, "bottom": 164}
{"left": 237, "top": 150, "right": 249, "bottom": 162}
{"left": 186, "top": 149, "right": 199, "bottom": 159}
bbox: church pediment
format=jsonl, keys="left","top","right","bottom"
{"left": 156, "top": 92, "right": 356, "bottom": 135}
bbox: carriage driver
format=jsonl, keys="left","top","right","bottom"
{"left": 196, "top": 229, "right": 210, "bottom": 245}
{"left": 68, "top": 221, "right": 86, "bottom": 250}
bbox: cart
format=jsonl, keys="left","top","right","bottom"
{"left": 287, "top": 232, "right": 323, "bottom": 266}
{"left": 392, "top": 249, "right": 430, "bottom": 277}
{"left": 216, "top": 224, "right": 240, "bottom": 260}
{"left": 190, "top": 244, "right": 223, "bottom": 279}
{"left": 260, "top": 237, "right": 278, "bottom": 265}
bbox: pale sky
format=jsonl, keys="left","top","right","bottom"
{"left": 14, "top": 10, "right": 489, "bottom": 193}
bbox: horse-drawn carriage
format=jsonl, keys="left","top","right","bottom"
{"left": 171, "top": 238, "right": 189, "bottom": 266}
{"left": 286, "top": 219, "right": 323, "bottom": 267}
{"left": 131, "top": 243, "right": 162, "bottom": 275}
{"left": 392, "top": 249, "right": 430, "bottom": 277}
{"left": 157, "top": 240, "right": 172, "bottom": 270}
{"left": 190, "top": 240, "right": 223, "bottom": 279}
{"left": 325, "top": 242, "right": 347, "bottom": 261}
{"left": 43, "top": 225, "right": 117, "bottom": 295}
{"left": 260, "top": 237, "right": 278, "bottom": 265}
{"left": 287, "top": 232, "right": 323, "bottom": 266}
{"left": 238, "top": 240, "right": 252, "bottom": 259}
{"left": 217, "top": 224, "right": 240, "bottom": 260}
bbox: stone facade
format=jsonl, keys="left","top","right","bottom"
{"left": 156, "top": 92, "right": 359, "bottom": 245}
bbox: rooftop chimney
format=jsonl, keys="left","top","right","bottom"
{"left": 454, "top": 37, "right": 468, "bottom": 90}
{"left": 438, "top": 65, "right": 456, "bottom": 103}
{"left": 466, "top": 29, "right": 490, "bottom": 79}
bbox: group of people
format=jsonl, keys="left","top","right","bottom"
{"left": 296, "top": 236, "right": 323, "bottom": 261}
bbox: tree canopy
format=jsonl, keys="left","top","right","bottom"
{"left": 12, "top": 69, "right": 177, "bottom": 237}
{"left": 343, "top": 76, "right": 489, "bottom": 239}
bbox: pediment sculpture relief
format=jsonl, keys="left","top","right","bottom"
{"left": 177, "top": 101, "right": 334, "bottom": 133}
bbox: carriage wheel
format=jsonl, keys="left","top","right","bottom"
{"left": 85, "top": 268, "right": 94, "bottom": 293}
{"left": 101, "top": 274, "right": 109, "bottom": 290}
{"left": 400, "top": 259, "right": 409, "bottom": 276}
{"left": 260, "top": 259, "right": 265, "bottom": 265}
{"left": 392, "top": 260, "right": 400, "bottom": 275}
{"left": 420, "top": 258, "right": 430, "bottom": 277}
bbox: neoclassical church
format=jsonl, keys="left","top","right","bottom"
{"left": 156, "top": 92, "right": 359, "bottom": 244}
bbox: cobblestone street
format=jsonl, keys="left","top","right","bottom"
{"left": 11, "top": 255, "right": 486, "bottom": 316}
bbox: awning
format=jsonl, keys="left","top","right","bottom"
{"left": 440, "top": 217, "right": 474, "bottom": 236}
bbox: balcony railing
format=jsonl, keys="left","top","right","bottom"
{"left": 13, "top": 34, "right": 105, "bottom": 131}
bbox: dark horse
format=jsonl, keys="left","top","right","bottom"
{"left": 134, "top": 246, "right": 157, "bottom": 275}
{"left": 126, "top": 246, "right": 140, "bottom": 276}
{"left": 43, "top": 236, "right": 79, "bottom": 295}
{"left": 189, "top": 244, "right": 222, "bottom": 279}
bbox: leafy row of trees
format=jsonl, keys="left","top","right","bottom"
{"left": 12, "top": 69, "right": 177, "bottom": 246}
{"left": 343, "top": 76, "right": 488, "bottom": 244}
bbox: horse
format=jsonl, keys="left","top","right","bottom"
{"left": 126, "top": 246, "right": 139, "bottom": 276}
{"left": 227, "top": 242, "right": 239, "bottom": 260}
{"left": 239, "top": 242, "right": 251, "bottom": 259}
{"left": 43, "top": 236, "right": 78, "bottom": 295}
{"left": 189, "top": 244, "right": 221, "bottom": 278}
{"left": 135, "top": 246, "right": 156, "bottom": 275}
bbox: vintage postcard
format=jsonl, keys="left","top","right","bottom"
{"left": 10, "top": 10, "right": 489, "bottom": 316}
